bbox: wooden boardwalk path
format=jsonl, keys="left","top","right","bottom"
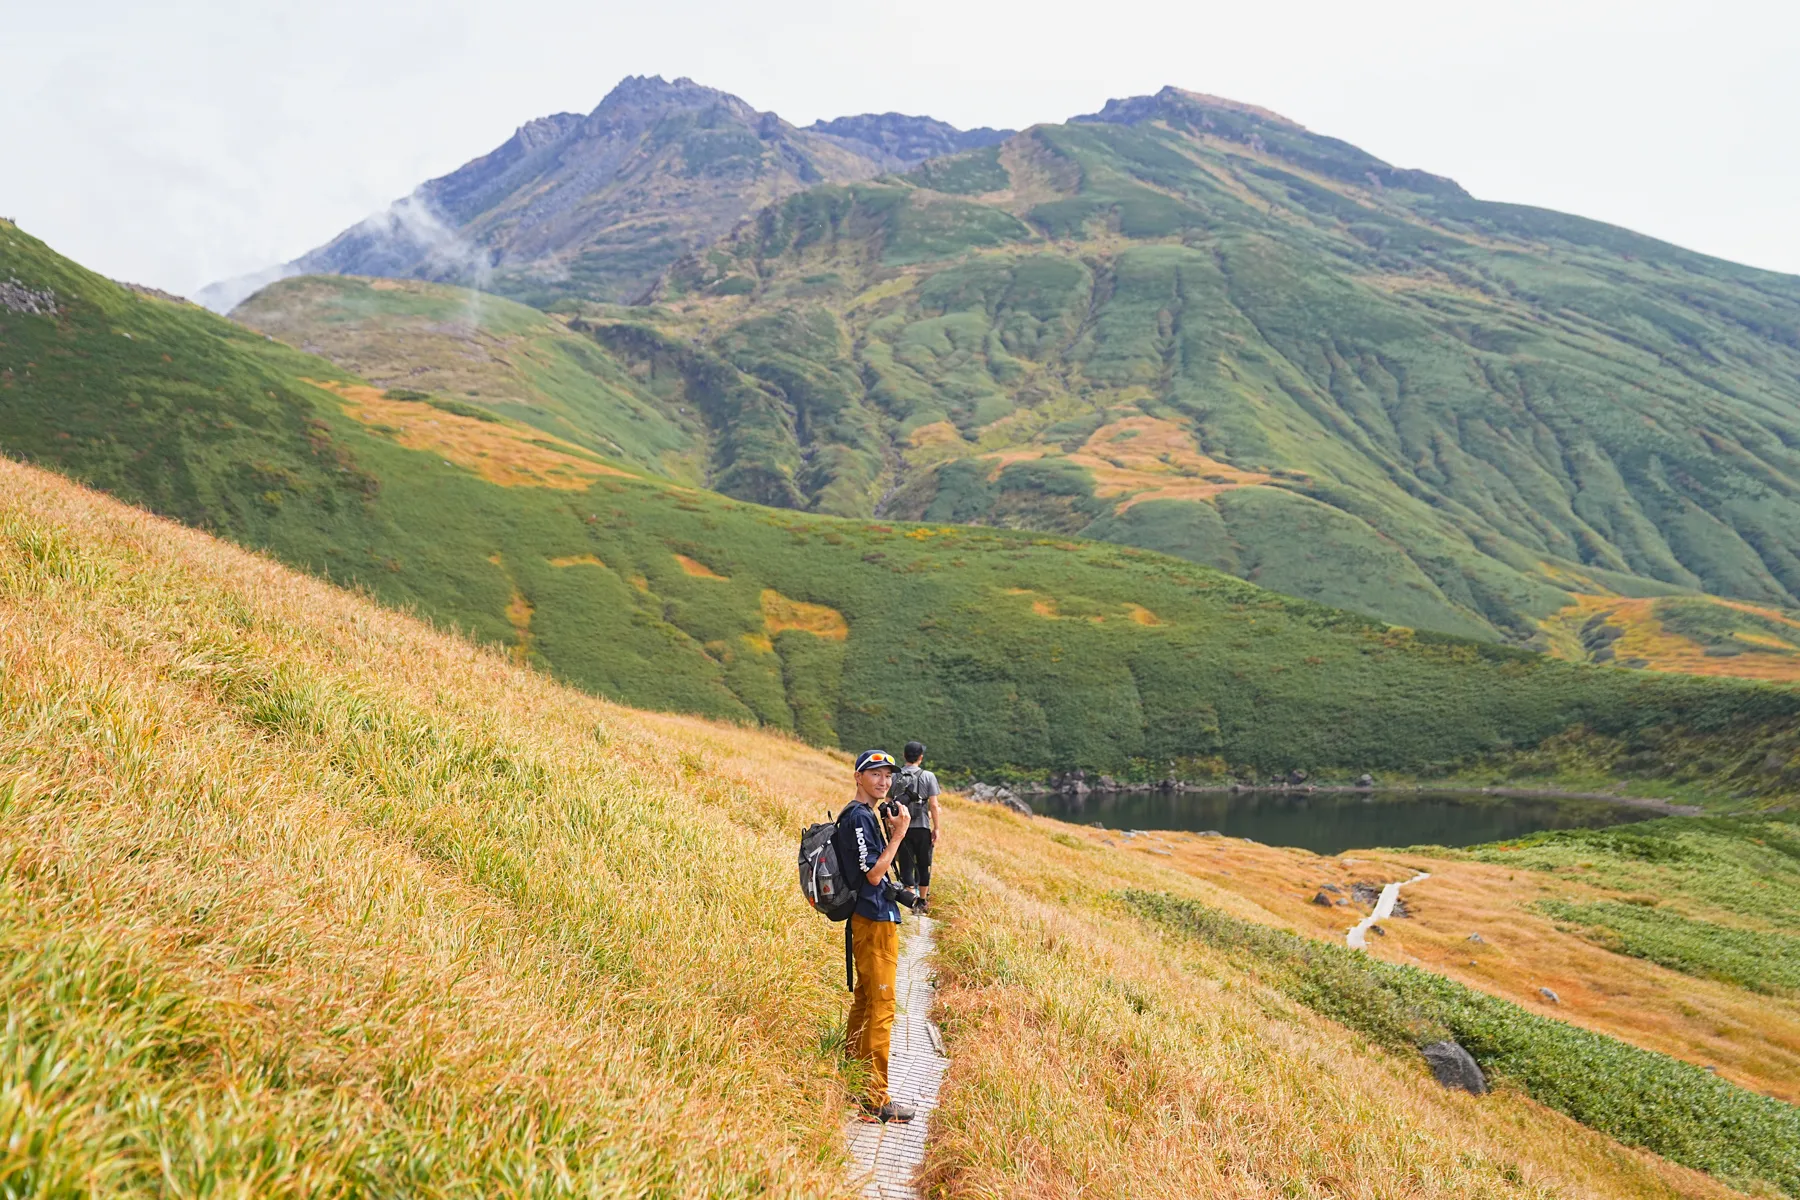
{"left": 845, "top": 914, "right": 947, "bottom": 1199}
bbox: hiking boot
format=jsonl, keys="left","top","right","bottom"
{"left": 875, "top": 1101, "right": 916, "bottom": 1124}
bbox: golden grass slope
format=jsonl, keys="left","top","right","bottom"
{"left": 926, "top": 805, "right": 1739, "bottom": 1200}
{"left": 0, "top": 460, "right": 849, "bottom": 1195}
{"left": 1057, "top": 828, "right": 1800, "bottom": 1104}
{"left": 0, "top": 457, "right": 1749, "bottom": 1198}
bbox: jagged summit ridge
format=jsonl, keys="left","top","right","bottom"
{"left": 205, "top": 76, "right": 1010, "bottom": 312}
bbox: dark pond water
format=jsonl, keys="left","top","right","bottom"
{"left": 1034, "top": 788, "right": 1657, "bottom": 855}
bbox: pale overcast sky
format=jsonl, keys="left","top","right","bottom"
{"left": 5, "top": 0, "right": 1796, "bottom": 297}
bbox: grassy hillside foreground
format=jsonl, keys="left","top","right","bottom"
{"left": 7, "top": 223, "right": 1800, "bottom": 801}
{"left": 2, "top": 458, "right": 1786, "bottom": 1197}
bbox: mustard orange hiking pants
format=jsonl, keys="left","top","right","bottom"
{"left": 847, "top": 913, "right": 900, "bottom": 1107}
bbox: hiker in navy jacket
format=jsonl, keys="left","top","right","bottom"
{"left": 833, "top": 749, "right": 915, "bottom": 1124}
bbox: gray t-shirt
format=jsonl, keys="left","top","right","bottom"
{"left": 897, "top": 765, "right": 940, "bottom": 830}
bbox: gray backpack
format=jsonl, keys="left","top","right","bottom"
{"left": 798, "top": 805, "right": 858, "bottom": 923}
{"left": 797, "top": 805, "right": 865, "bottom": 990}
{"left": 892, "top": 766, "right": 931, "bottom": 826}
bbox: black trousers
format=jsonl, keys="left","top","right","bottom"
{"left": 897, "top": 826, "right": 934, "bottom": 888}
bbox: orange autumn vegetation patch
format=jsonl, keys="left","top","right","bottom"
{"left": 1542, "top": 593, "right": 1800, "bottom": 684}
{"left": 503, "top": 590, "right": 534, "bottom": 664}
{"left": 1125, "top": 603, "right": 1162, "bottom": 626}
{"left": 674, "top": 553, "right": 729, "bottom": 580}
{"left": 306, "top": 379, "right": 632, "bottom": 491}
{"left": 979, "top": 416, "right": 1274, "bottom": 512}
{"left": 1007, "top": 588, "right": 1168, "bottom": 627}
{"left": 760, "top": 589, "right": 848, "bottom": 640}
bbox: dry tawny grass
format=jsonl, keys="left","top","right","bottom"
{"left": 0, "top": 459, "right": 849, "bottom": 1196}
{"left": 921, "top": 804, "right": 1746, "bottom": 1200}
{"left": 1104, "top": 831, "right": 1800, "bottom": 1103}
{"left": 0, "top": 457, "right": 1755, "bottom": 1199}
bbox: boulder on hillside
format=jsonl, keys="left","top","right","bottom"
{"left": 1421, "top": 1041, "right": 1487, "bottom": 1094}
{"left": 966, "top": 783, "right": 1032, "bottom": 816}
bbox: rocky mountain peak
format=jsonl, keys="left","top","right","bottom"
{"left": 511, "top": 112, "right": 584, "bottom": 153}
{"left": 246, "top": 76, "right": 985, "bottom": 310}
{"left": 565, "top": 74, "right": 790, "bottom": 159}
{"left": 806, "top": 112, "right": 1013, "bottom": 168}
{"left": 588, "top": 75, "right": 759, "bottom": 127}
{"left": 1075, "top": 85, "right": 1302, "bottom": 132}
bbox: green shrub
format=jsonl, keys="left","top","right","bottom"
{"left": 1536, "top": 899, "right": 1800, "bottom": 994}
{"left": 1461, "top": 813, "right": 1800, "bottom": 928}
{"left": 425, "top": 397, "right": 501, "bottom": 423}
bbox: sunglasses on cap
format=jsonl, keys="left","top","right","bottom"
{"left": 855, "top": 750, "right": 898, "bottom": 772}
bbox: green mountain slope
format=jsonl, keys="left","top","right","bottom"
{"left": 231, "top": 275, "right": 704, "bottom": 480}
{"left": 6, "top": 220, "right": 1800, "bottom": 799}
{"left": 615, "top": 87, "right": 1800, "bottom": 646}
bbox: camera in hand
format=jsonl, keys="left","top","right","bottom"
{"left": 879, "top": 798, "right": 902, "bottom": 821}
{"left": 885, "top": 880, "right": 926, "bottom": 911}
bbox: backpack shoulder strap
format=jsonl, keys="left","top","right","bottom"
{"left": 838, "top": 803, "right": 861, "bottom": 992}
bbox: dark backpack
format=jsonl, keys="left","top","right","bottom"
{"left": 798, "top": 805, "right": 859, "bottom": 923}
{"left": 800, "top": 805, "right": 869, "bottom": 991}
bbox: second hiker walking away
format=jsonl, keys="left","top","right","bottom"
{"left": 893, "top": 741, "right": 941, "bottom": 910}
